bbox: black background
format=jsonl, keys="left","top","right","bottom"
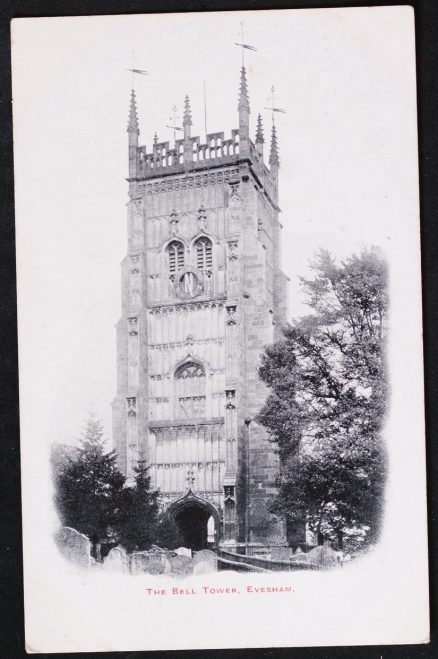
{"left": 1, "top": 1, "right": 436, "bottom": 657}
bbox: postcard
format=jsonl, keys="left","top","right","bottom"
{"left": 12, "top": 6, "right": 429, "bottom": 652}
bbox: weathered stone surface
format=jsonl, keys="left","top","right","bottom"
{"left": 149, "top": 544, "right": 164, "bottom": 553}
{"left": 113, "top": 87, "right": 288, "bottom": 547}
{"left": 170, "top": 555, "right": 193, "bottom": 575}
{"left": 193, "top": 549, "right": 218, "bottom": 574}
{"left": 154, "top": 552, "right": 173, "bottom": 572}
{"left": 55, "top": 526, "right": 91, "bottom": 568}
{"left": 175, "top": 547, "right": 192, "bottom": 557}
{"left": 130, "top": 551, "right": 166, "bottom": 575}
{"left": 270, "top": 546, "right": 291, "bottom": 561}
{"left": 290, "top": 549, "right": 308, "bottom": 563}
{"left": 307, "top": 545, "right": 340, "bottom": 568}
{"left": 103, "top": 547, "right": 130, "bottom": 573}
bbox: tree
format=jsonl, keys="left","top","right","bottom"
{"left": 258, "top": 248, "right": 388, "bottom": 551}
{"left": 154, "top": 513, "right": 185, "bottom": 550}
{"left": 54, "top": 415, "right": 125, "bottom": 558}
{"left": 114, "top": 461, "right": 160, "bottom": 553}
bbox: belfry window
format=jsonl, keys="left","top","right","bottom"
{"left": 175, "top": 362, "right": 206, "bottom": 418}
{"left": 195, "top": 237, "right": 213, "bottom": 272}
{"left": 167, "top": 240, "right": 184, "bottom": 275}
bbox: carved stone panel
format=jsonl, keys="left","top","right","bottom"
{"left": 225, "top": 389, "right": 237, "bottom": 473}
{"left": 131, "top": 199, "right": 144, "bottom": 249}
{"left": 149, "top": 424, "right": 225, "bottom": 496}
{"left": 126, "top": 397, "right": 138, "bottom": 480}
{"left": 226, "top": 241, "right": 239, "bottom": 297}
{"left": 129, "top": 268, "right": 141, "bottom": 308}
{"left": 225, "top": 305, "right": 238, "bottom": 380}
{"left": 128, "top": 324, "right": 139, "bottom": 389}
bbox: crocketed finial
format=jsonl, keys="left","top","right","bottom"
{"left": 183, "top": 95, "right": 192, "bottom": 126}
{"left": 269, "top": 121, "right": 279, "bottom": 167}
{"left": 256, "top": 113, "right": 264, "bottom": 144}
{"left": 127, "top": 89, "right": 139, "bottom": 133}
{"left": 238, "top": 66, "right": 250, "bottom": 112}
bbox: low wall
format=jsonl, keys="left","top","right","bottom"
{"left": 218, "top": 549, "right": 321, "bottom": 572}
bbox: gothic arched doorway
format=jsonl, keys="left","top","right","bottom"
{"left": 167, "top": 491, "right": 220, "bottom": 550}
{"left": 174, "top": 505, "right": 210, "bottom": 550}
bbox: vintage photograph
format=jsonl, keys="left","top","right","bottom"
{"left": 12, "top": 7, "right": 428, "bottom": 652}
{"left": 52, "top": 50, "right": 387, "bottom": 573}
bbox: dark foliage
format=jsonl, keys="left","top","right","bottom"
{"left": 258, "top": 248, "right": 388, "bottom": 550}
{"left": 154, "top": 514, "right": 185, "bottom": 550}
{"left": 53, "top": 416, "right": 125, "bottom": 556}
{"left": 52, "top": 416, "right": 175, "bottom": 557}
{"left": 114, "top": 461, "right": 160, "bottom": 553}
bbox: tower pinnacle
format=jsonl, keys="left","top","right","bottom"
{"left": 238, "top": 67, "right": 250, "bottom": 154}
{"left": 269, "top": 121, "right": 279, "bottom": 168}
{"left": 183, "top": 95, "right": 192, "bottom": 164}
{"left": 238, "top": 66, "right": 250, "bottom": 112}
{"left": 255, "top": 113, "right": 264, "bottom": 157}
{"left": 127, "top": 89, "right": 139, "bottom": 134}
{"left": 183, "top": 95, "right": 192, "bottom": 127}
{"left": 127, "top": 90, "right": 139, "bottom": 178}
{"left": 256, "top": 114, "right": 264, "bottom": 144}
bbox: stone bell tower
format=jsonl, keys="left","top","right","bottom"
{"left": 112, "top": 67, "right": 289, "bottom": 550}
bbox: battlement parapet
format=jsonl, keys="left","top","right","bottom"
{"left": 136, "top": 129, "right": 241, "bottom": 177}
{"left": 134, "top": 131, "right": 277, "bottom": 202}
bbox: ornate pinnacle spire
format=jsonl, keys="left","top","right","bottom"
{"left": 238, "top": 66, "right": 250, "bottom": 112}
{"left": 183, "top": 94, "right": 192, "bottom": 148}
{"left": 153, "top": 131, "right": 158, "bottom": 144}
{"left": 127, "top": 89, "right": 139, "bottom": 134}
{"left": 183, "top": 95, "right": 192, "bottom": 127}
{"left": 269, "top": 121, "right": 279, "bottom": 167}
{"left": 256, "top": 113, "right": 264, "bottom": 144}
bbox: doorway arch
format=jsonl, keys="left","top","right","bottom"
{"left": 167, "top": 491, "right": 221, "bottom": 550}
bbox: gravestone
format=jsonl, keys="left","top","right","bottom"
{"left": 149, "top": 544, "right": 165, "bottom": 553}
{"left": 175, "top": 547, "right": 192, "bottom": 557}
{"left": 307, "top": 545, "right": 339, "bottom": 568}
{"left": 103, "top": 547, "right": 130, "bottom": 574}
{"left": 130, "top": 551, "right": 166, "bottom": 575}
{"left": 170, "top": 554, "right": 193, "bottom": 576}
{"left": 270, "top": 546, "right": 291, "bottom": 561}
{"left": 290, "top": 547, "right": 307, "bottom": 562}
{"left": 193, "top": 549, "right": 218, "bottom": 574}
{"left": 55, "top": 526, "right": 91, "bottom": 568}
{"left": 153, "top": 552, "right": 172, "bottom": 573}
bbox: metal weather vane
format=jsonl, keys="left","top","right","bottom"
{"left": 126, "top": 51, "right": 148, "bottom": 88}
{"left": 234, "top": 20, "right": 257, "bottom": 66}
{"left": 166, "top": 105, "right": 183, "bottom": 142}
{"left": 127, "top": 68, "right": 149, "bottom": 75}
{"left": 264, "top": 85, "right": 286, "bottom": 123}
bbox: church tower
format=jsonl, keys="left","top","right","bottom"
{"left": 112, "top": 68, "right": 289, "bottom": 551}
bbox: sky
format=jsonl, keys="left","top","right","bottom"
{"left": 12, "top": 7, "right": 418, "bottom": 445}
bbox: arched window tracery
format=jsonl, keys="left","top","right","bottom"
{"left": 175, "top": 362, "right": 206, "bottom": 418}
{"left": 167, "top": 240, "right": 185, "bottom": 276}
{"left": 194, "top": 237, "right": 213, "bottom": 272}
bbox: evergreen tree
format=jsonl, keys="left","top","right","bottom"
{"left": 54, "top": 415, "right": 125, "bottom": 558}
{"left": 154, "top": 513, "right": 185, "bottom": 550}
{"left": 258, "top": 248, "right": 388, "bottom": 551}
{"left": 114, "top": 461, "right": 160, "bottom": 553}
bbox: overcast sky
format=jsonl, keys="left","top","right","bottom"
{"left": 12, "top": 8, "right": 418, "bottom": 445}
